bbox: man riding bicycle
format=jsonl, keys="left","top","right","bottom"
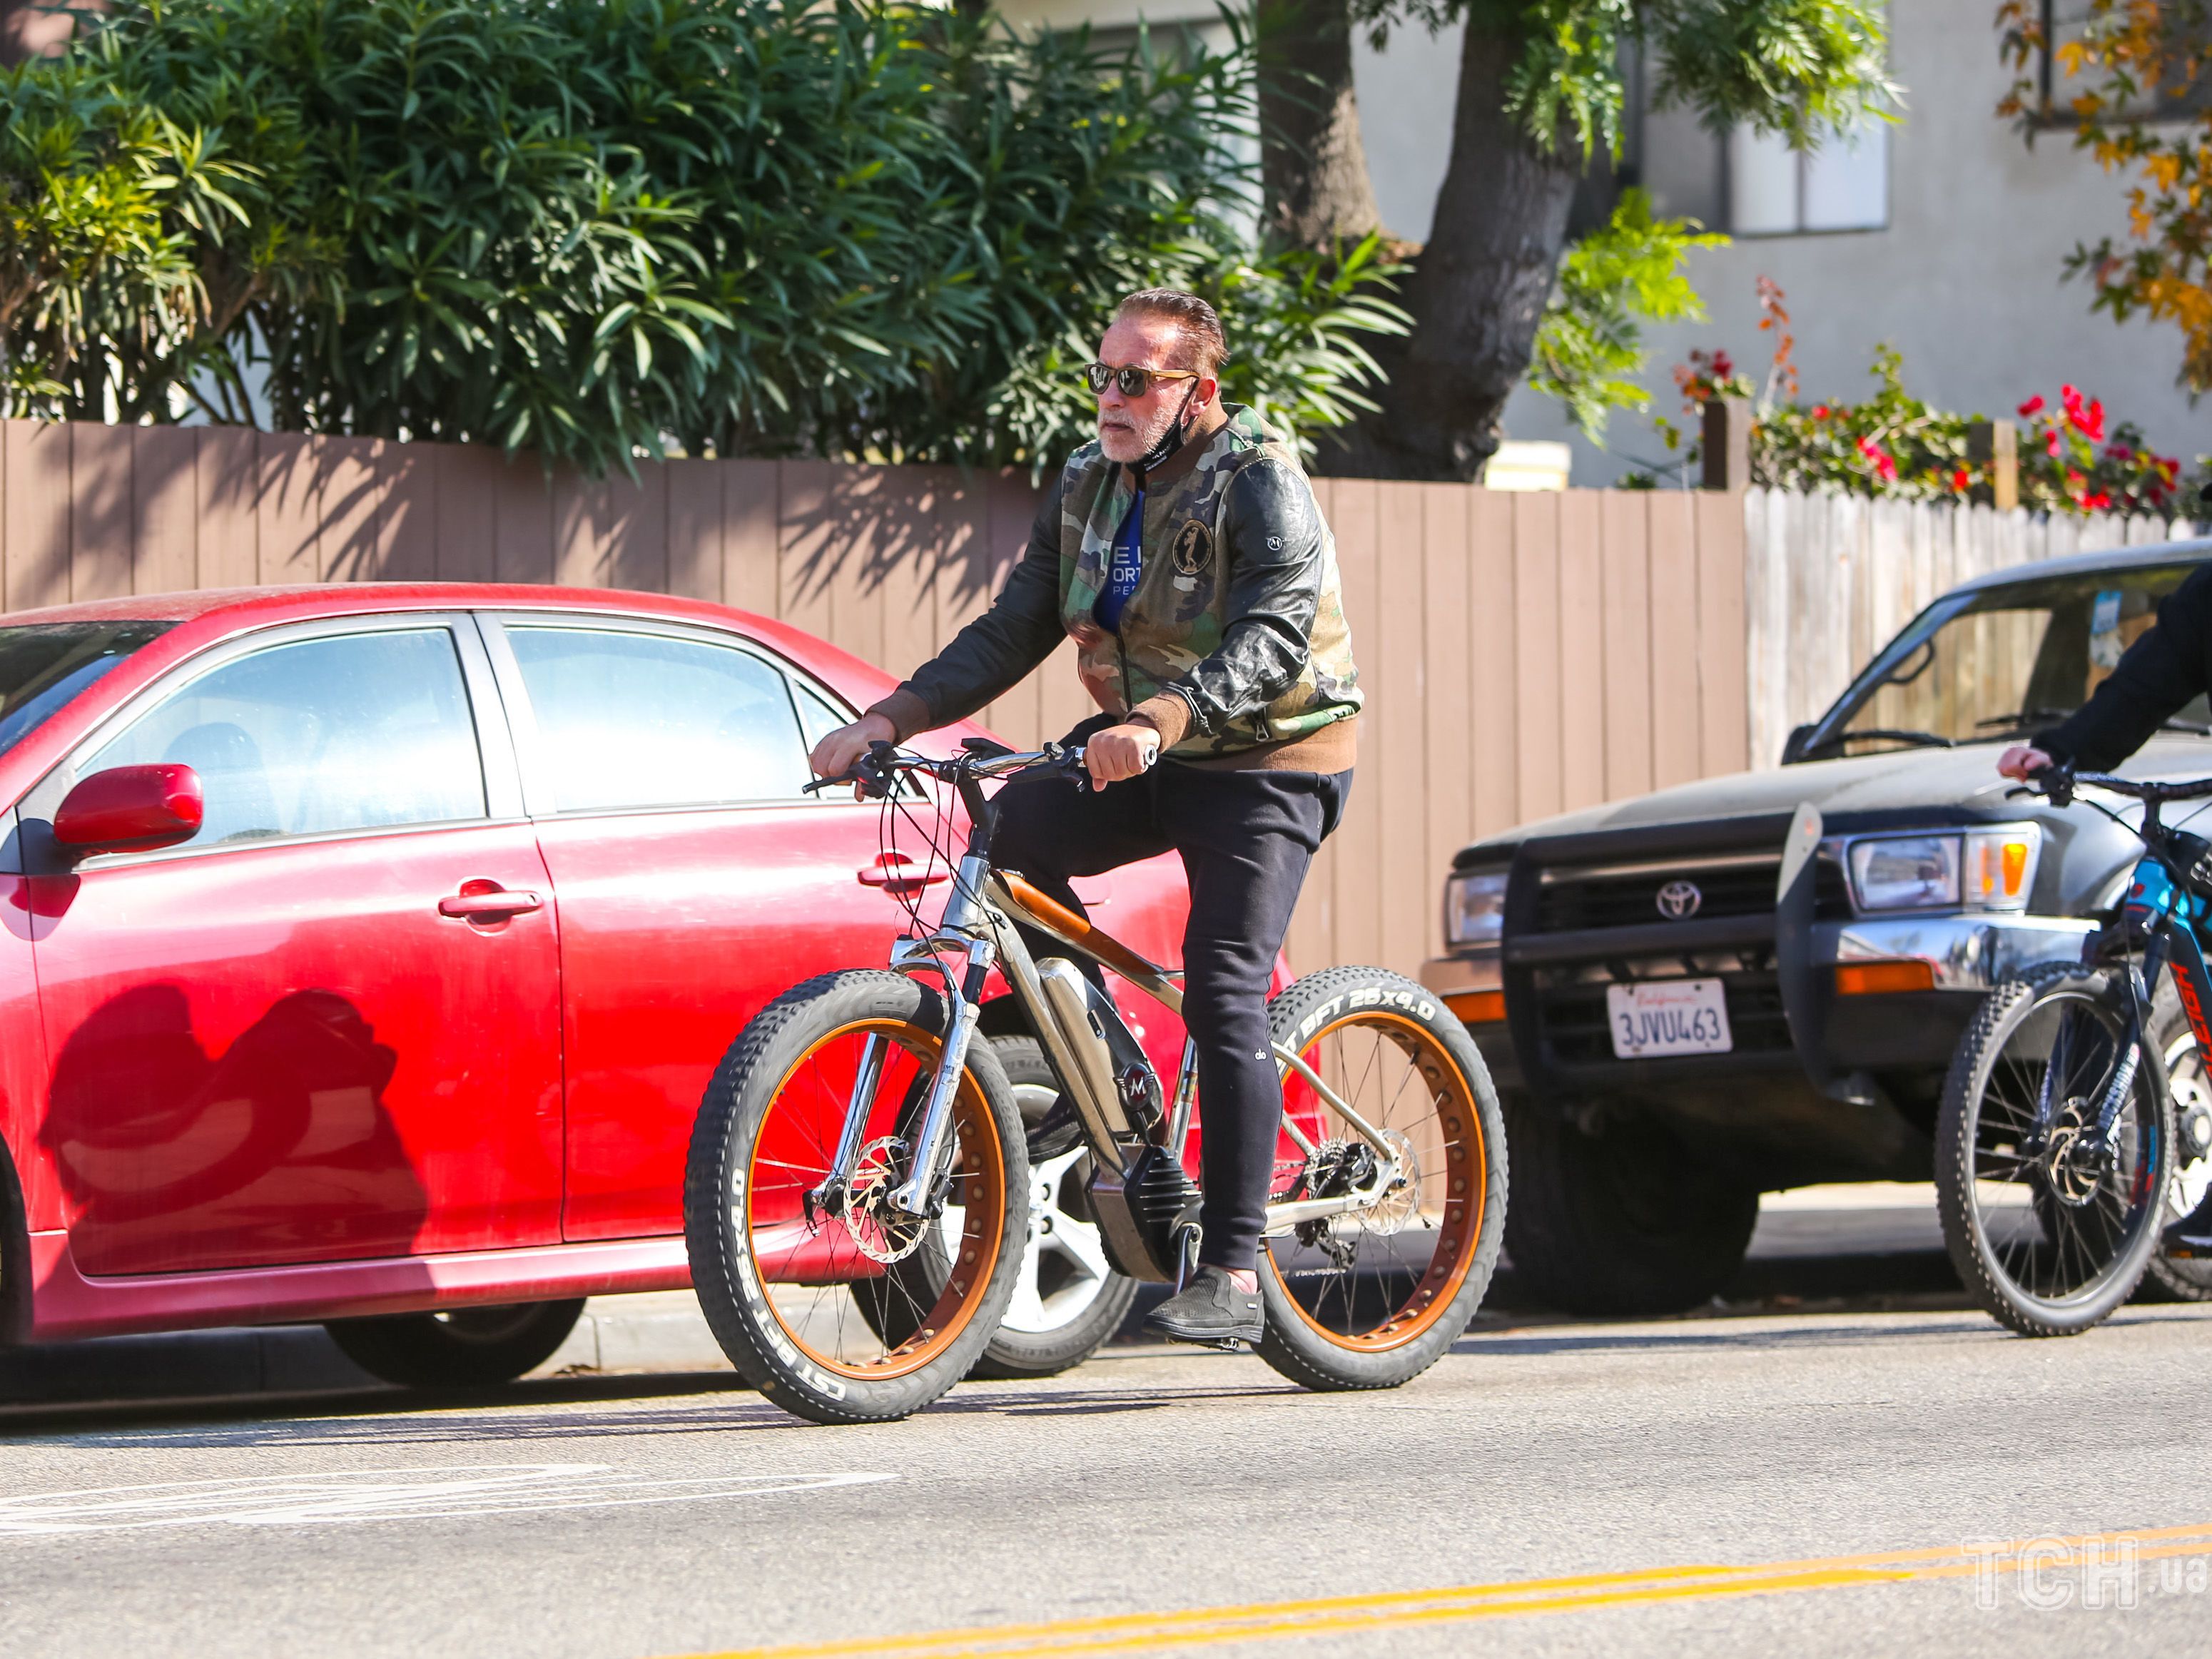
{"left": 808, "top": 288, "right": 1360, "bottom": 1347}
{"left": 1999, "top": 558, "right": 2212, "bottom": 1255}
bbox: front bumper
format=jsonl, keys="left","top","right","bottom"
{"left": 1822, "top": 912, "right": 2098, "bottom": 990}
{"left": 1425, "top": 910, "right": 2097, "bottom": 1182}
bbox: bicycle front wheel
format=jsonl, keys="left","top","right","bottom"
{"left": 684, "top": 970, "right": 1026, "bottom": 1423}
{"left": 1254, "top": 967, "right": 1508, "bottom": 1391}
{"left": 1937, "top": 967, "right": 2173, "bottom": 1336}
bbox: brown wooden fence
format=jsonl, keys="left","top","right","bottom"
{"left": 0, "top": 419, "right": 1752, "bottom": 980}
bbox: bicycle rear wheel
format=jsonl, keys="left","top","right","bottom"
{"left": 684, "top": 970, "right": 1025, "bottom": 1423}
{"left": 1254, "top": 967, "right": 1507, "bottom": 1391}
{"left": 1937, "top": 967, "right": 2172, "bottom": 1336}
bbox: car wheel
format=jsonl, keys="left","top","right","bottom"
{"left": 1502, "top": 1097, "right": 1759, "bottom": 1316}
{"left": 325, "top": 1299, "right": 587, "bottom": 1389}
{"left": 2141, "top": 994, "right": 2212, "bottom": 1303}
{"left": 964, "top": 1036, "right": 1138, "bottom": 1379}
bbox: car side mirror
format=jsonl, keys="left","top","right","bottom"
{"left": 1780, "top": 724, "right": 1817, "bottom": 766}
{"left": 53, "top": 763, "right": 204, "bottom": 858}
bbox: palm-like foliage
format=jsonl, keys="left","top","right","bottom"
{"left": 0, "top": 0, "right": 1405, "bottom": 472}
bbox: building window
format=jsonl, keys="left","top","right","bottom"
{"left": 2031, "top": 1, "right": 2212, "bottom": 125}
{"left": 1727, "top": 123, "right": 1890, "bottom": 236}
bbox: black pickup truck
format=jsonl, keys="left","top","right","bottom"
{"left": 1422, "top": 537, "right": 2212, "bottom": 1314}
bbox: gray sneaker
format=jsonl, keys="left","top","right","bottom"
{"left": 1143, "top": 1265, "right": 1264, "bottom": 1348}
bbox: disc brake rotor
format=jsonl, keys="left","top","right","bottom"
{"left": 1330, "top": 1128, "right": 1419, "bottom": 1239}
{"left": 845, "top": 1137, "right": 930, "bottom": 1264}
{"left": 2042, "top": 1100, "right": 2106, "bottom": 1209}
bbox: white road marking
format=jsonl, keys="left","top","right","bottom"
{"left": 0, "top": 1464, "right": 892, "bottom": 1535}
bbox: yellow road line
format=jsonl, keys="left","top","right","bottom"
{"left": 669, "top": 1522, "right": 2212, "bottom": 1659}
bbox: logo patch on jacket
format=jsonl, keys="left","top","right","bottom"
{"left": 1170, "top": 519, "right": 1214, "bottom": 577}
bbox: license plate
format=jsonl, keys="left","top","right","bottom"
{"left": 1606, "top": 978, "right": 1733, "bottom": 1059}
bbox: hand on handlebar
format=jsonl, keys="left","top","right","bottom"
{"left": 809, "top": 713, "right": 897, "bottom": 798}
{"left": 1084, "top": 723, "right": 1161, "bottom": 788}
{"left": 1997, "top": 743, "right": 2055, "bottom": 781}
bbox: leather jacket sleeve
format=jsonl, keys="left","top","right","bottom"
{"left": 2036, "top": 563, "right": 2212, "bottom": 771}
{"left": 883, "top": 472, "right": 1070, "bottom": 735}
{"left": 1152, "top": 458, "right": 1324, "bottom": 739}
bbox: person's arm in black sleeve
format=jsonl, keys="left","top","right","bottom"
{"left": 1127, "top": 459, "right": 1318, "bottom": 745}
{"left": 2035, "top": 563, "right": 2212, "bottom": 771}
{"left": 866, "top": 473, "right": 1070, "bottom": 740}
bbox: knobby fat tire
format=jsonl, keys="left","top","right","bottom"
{"left": 1253, "top": 965, "right": 1509, "bottom": 1391}
{"left": 683, "top": 970, "right": 1028, "bottom": 1424}
{"left": 1936, "top": 964, "right": 2173, "bottom": 1337}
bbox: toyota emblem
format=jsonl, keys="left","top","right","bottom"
{"left": 1655, "top": 880, "right": 1703, "bottom": 920}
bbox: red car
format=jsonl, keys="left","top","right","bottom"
{"left": 0, "top": 584, "right": 1194, "bottom": 1386}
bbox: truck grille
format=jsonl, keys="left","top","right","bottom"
{"left": 1536, "top": 853, "right": 1780, "bottom": 930}
{"left": 1533, "top": 850, "right": 1854, "bottom": 931}
{"left": 1511, "top": 828, "right": 1843, "bottom": 1071}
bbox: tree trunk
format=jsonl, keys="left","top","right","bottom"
{"left": 1324, "top": 19, "right": 1578, "bottom": 480}
{"left": 1257, "top": 0, "right": 1382, "bottom": 250}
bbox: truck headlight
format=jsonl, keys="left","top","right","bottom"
{"left": 1445, "top": 869, "right": 1509, "bottom": 948}
{"left": 1847, "top": 826, "right": 2040, "bottom": 913}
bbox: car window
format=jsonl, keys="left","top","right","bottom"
{"left": 81, "top": 628, "right": 487, "bottom": 848}
{"left": 505, "top": 626, "right": 811, "bottom": 811}
{"left": 793, "top": 680, "right": 849, "bottom": 751}
{"left": 1816, "top": 563, "right": 2212, "bottom": 755}
{"left": 0, "top": 620, "right": 176, "bottom": 761}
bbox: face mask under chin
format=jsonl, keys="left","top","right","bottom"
{"left": 1131, "top": 382, "right": 1200, "bottom": 475}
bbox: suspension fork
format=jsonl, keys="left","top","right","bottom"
{"left": 2090, "top": 931, "right": 2171, "bottom": 1154}
{"left": 891, "top": 935, "right": 995, "bottom": 1216}
{"left": 807, "top": 1032, "right": 890, "bottom": 1217}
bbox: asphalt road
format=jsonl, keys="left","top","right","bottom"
{"left": 3, "top": 1192, "right": 2210, "bottom": 1658}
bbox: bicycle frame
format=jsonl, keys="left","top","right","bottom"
{"left": 803, "top": 746, "right": 1406, "bottom": 1277}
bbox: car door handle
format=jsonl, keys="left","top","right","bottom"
{"left": 440, "top": 888, "right": 544, "bottom": 918}
{"left": 858, "top": 856, "right": 948, "bottom": 891}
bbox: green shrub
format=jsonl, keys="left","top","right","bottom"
{"left": 0, "top": 0, "right": 1404, "bottom": 473}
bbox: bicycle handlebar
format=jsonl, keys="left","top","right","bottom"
{"left": 2009, "top": 764, "right": 2212, "bottom": 811}
{"left": 801, "top": 739, "right": 1102, "bottom": 799}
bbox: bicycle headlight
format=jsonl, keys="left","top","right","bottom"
{"left": 1445, "top": 868, "right": 1510, "bottom": 948}
{"left": 1847, "top": 826, "right": 2040, "bottom": 913}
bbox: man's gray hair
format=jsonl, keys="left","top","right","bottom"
{"left": 1113, "top": 288, "right": 1227, "bottom": 376}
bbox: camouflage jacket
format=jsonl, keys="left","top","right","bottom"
{"left": 886, "top": 405, "right": 1361, "bottom": 761}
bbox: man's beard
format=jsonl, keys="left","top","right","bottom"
{"left": 1097, "top": 387, "right": 1194, "bottom": 466}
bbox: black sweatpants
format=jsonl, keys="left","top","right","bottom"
{"left": 990, "top": 718, "right": 1351, "bottom": 1272}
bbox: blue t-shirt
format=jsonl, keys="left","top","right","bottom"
{"left": 1095, "top": 485, "right": 1144, "bottom": 634}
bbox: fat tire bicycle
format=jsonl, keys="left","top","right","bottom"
{"left": 1936, "top": 765, "right": 2212, "bottom": 1336}
{"left": 682, "top": 739, "right": 1509, "bottom": 1424}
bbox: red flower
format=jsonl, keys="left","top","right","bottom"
{"left": 2086, "top": 490, "right": 2113, "bottom": 510}
{"left": 2108, "top": 443, "right": 2133, "bottom": 463}
{"left": 2071, "top": 397, "right": 2106, "bottom": 442}
{"left": 2061, "top": 384, "right": 2083, "bottom": 412}
{"left": 2046, "top": 427, "right": 2064, "bottom": 457}
{"left": 2067, "top": 469, "right": 2086, "bottom": 489}
{"left": 2018, "top": 395, "right": 2046, "bottom": 417}
{"left": 1711, "top": 350, "right": 1735, "bottom": 379}
{"left": 1856, "top": 435, "right": 1897, "bottom": 483}
{"left": 1952, "top": 467, "right": 1971, "bottom": 492}
{"left": 1811, "top": 404, "right": 1830, "bottom": 420}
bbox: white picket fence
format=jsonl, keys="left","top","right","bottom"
{"left": 1742, "top": 488, "right": 2208, "bottom": 769}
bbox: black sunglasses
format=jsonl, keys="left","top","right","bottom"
{"left": 1083, "top": 362, "right": 1201, "bottom": 398}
